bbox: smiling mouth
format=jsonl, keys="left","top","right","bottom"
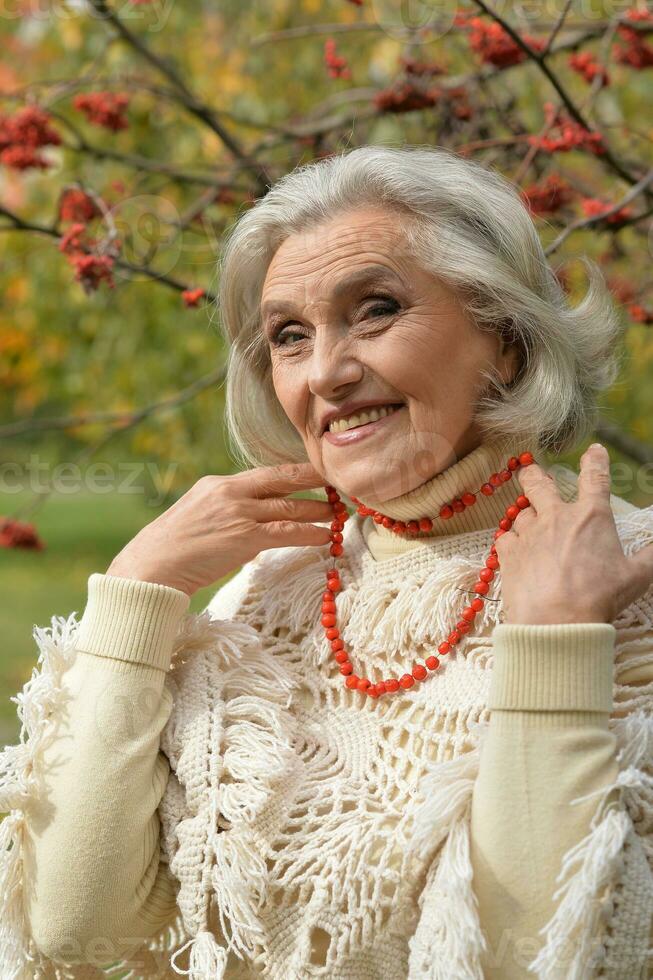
{"left": 324, "top": 403, "right": 405, "bottom": 436}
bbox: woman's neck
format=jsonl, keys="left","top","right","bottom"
{"left": 351, "top": 434, "right": 546, "bottom": 560}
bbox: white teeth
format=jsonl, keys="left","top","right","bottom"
{"left": 329, "top": 404, "right": 401, "bottom": 433}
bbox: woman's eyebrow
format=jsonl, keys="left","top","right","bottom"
{"left": 261, "top": 265, "right": 403, "bottom": 322}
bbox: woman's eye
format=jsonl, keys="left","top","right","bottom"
{"left": 270, "top": 297, "right": 399, "bottom": 348}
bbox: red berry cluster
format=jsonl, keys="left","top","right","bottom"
{"left": 0, "top": 517, "right": 45, "bottom": 550}
{"left": 613, "top": 23, "right": 653, "bottom": 68}
{"left": 73, "top": 92, "right": 130, "bottom": 131}
{"left": 0, "top": 105, "right": 61, "bottom": 171}
{"left": 458, "top": 16, "right": 545, "bottom": 69}
{"left": 528, "top": 103, "right": 605, "bottom": 155}
{"left": 324, "top": 39, "right": 351, "bottom": 80}
{"left": 321, "top": 452, "right": 535, "bottom": 699}
{"left": 374, "top": 82, "right": 440, "bottom": 114}
{"left": 569, "top": 51, "right": 610, "bottom": 87}
{"left": 581, "top": 197, "right": 633, "bottom": 228}
{"left": 521, "top": 173, "right": 575, "bottom": 215}
{"left": 398, "top": 55, "right": 445, "bottom": 77}
{"left": 58, "top": 222, "right": 117, "bottom": 293}
{"left": 608, "top": 276, "right": 653, "bottom": 324}
{"left": 182, "top": 287, "right": 205, "bottom": 307}
{"left": 627, "top": 304, "right": 653, "bottom": 324}
{"left": 58, "top": 188, "right": 100, "bottom": 224}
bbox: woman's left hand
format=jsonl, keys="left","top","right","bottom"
{"left": 496, "top": 443, "right": 653, "bottom": 626}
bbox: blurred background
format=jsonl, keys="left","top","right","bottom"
{"left": 2, "top": 0, "right": 653, "bottom": 747}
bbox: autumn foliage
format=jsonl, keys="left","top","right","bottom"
{"left": 1, "top": 1, "right": 653, "bottom": 546}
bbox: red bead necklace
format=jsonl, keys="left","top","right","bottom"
{"left": 321, "top": 450, "right": 535, "bottom": 699}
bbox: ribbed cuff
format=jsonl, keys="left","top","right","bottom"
{"left": 75, "top": 572, "right": 191, "bottom": 671}
{"left": 489, "top": 623, "right": 616, "bottom": 713}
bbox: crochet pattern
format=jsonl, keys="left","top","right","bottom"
{"left": 1, "top": 467, "right": 652, "bottom": 978}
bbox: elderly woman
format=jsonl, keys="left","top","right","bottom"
{"left": 2, "top": 145, "right": 653, "bottom": 980}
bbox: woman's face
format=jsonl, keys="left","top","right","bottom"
{"left": 260, "top": 206, "right": 519, "bottom": 504}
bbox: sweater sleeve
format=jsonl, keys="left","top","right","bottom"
{"left": 22, "top": 572, "right": 191, "bottom": 965}
{"left": 470, "top": 622, "right": 653, "bottom": 979}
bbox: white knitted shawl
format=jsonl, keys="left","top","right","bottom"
{"left": 1, "top": 467, "right": 653, "bottom": 979}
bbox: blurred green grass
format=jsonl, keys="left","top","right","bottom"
{"left": 0, "top": 489, "right": 223, "bottom": 748}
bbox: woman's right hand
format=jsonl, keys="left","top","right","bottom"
{"left": 105, "top": 461, "right": 337, "bottom": 596}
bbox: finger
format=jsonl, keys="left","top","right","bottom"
{"left": 509, "top": 507, "right": 536, "bottom": 536}
{"left": 240, "top": 461, "right": 328, "bottom": 498}
{"left": 252, "top": 496, "right": 337, "bottom": 524}
{"left": 516, "top": 462, "right": 560, "bottom": 512}
{"left": 577, "top": 443, "right": 612, "bottom": 508}
{"left": 260, "top": 520, "right": 333, "bottom": 548}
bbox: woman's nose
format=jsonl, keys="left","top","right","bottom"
{"left": 307, "top": 329, "right": 364, "bottom": 396}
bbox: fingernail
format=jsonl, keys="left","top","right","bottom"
{"left": 589, "top": 442, "right": 604, "bottom": 450}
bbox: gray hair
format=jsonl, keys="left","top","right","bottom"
{"left": 214, "top": 144, "right": 625, "bottom": 470}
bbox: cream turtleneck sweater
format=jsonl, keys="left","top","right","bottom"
{"left": 4, "top": 434, "right": 653, "bottom": 979}
{"left": 360, "top": 433, "right": 545, "bottom": 559}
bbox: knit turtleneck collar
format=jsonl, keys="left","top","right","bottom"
{"left": 351, "top": 434, "right": 546, "bottom": 561}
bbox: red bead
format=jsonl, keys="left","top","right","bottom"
{"left": 332, "top": 450, "right": 537, "bottom": 698}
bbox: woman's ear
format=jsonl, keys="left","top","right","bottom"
{"left": 498, "top": 339, "right": 522, "bottom": 387}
